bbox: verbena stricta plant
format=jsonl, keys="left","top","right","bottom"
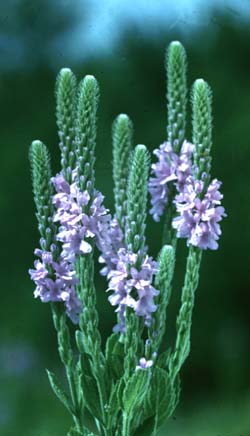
{"left": 29, "top": 41, "right": 226, "bottom": 436}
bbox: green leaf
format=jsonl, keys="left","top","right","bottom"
{"left": 157, "top": 373, "right": 181, "bottom": 427}
{"left": 105, "top": 333, "right": 125, "bottom": 380}
{"left": 117, "top": 377, "right": 125, "bottom": 409}
{"left": 133, "top": 416, "right": 155, "bottom": 436}
{"left": 80, "top": 373, "right": 103, "bottom": 423}
{"left": 46, "top": 369, "right": 74, "bottom": 415}
{"left": 156, "top": 349, "right": 171, "bottom": 369}
{"left": 82, "top": 407, "right": 101, "bottom": 435}
{"left": 143, "top": 367, "right": 168, "bottom": 419}
{"left": 67, "top": 428, "right": 82, "bottom": 436}
{"left": 158, "top": 374, "right": 181, "bottom": 426}
{"left": 106, "top": 382, "right": 121, "bottom": 432}
{"left": 67, "top": 426, "right": 98, "bottom": 436}
{"left": 148, "top": 245, "right": 175, "bottom": 355}
{"left": 108, "top": 382, "right": 120, "bottom": 416}
{"left": 140, "top": 366, "right": 180, "bottom": 431}
{"left": 75, "top": 329, "right": 86, "bottom": 354}
{"left": 122, "top": 369, "right": 151, "bottom": 415}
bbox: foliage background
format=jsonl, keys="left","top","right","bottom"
{"left": 1, "top": 1, "right": 250, "bottom": 435}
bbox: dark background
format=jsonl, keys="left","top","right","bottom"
{"left": 1, "top": 1, "right": 249, "bottom": 435}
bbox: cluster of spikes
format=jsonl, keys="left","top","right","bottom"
{"left": 29, "top": 41, "right": 225, "bottom": 436}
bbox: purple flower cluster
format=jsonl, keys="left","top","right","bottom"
{"left": 172, "top": 178, "right": 226, "bottom": 250}
{"left": 149, "top": 140, "right": 194, "bottom": 222}
{"left": 52, "top": 172, "right": 109, "bottom": 262}
{"left": 149, "top": 138, "right": 226, "bottom": 250}
{"left": 30, "top": 170, "right": 111, "bottom": 323}
{"left": 29, "top": 248, "right": 82, "bottom": 323}
{"left": 97, "top": 217, "right": 124, "bottom": 276}
{"left": 107, "top": 248, "right": 159, "bottom": 333}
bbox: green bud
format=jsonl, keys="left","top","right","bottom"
{"left": 166, "top": 41, "right": 187, "bottom": 152}
{"left": 76, "top": 75, "right": 99, "bottom": 194}
{"left": 147, "top": 245, "right": 175, "bottom": 356}
{"left": 29, "top": 140, "right": 54, "bottom": 246}
{"left": 112, "top": 113, "right": 133, "bottom": 230}
{"left": 126, "top": 144, "right": 150, "bottom": 255}
{"left": 163, "top": 41, "right": 187, "bottom": 246}
{"left": 56, "top": 68, "right": 77, "bottom": 181}
{"left": 192, "top": 78, "right": 213, "bottom": 183}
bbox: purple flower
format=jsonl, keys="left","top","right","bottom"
{"left": 30, "top": 170, "right": 116, "bottom": 323}
{"left": 97, "top": 217, "right": 124, "bottom": 276}
{"left": 149, "top": 140, "right": 194, "bottom": 221}
{"left": 172, "top": 178, "right": 226, "bottom": 250}
{"left": 136, "top": 357, "right": 153, "bottom": 370}
{"left": 29, "top": 249, "right": 82, "bottom": 323}
{"left": 64, "top": 289, "right": 83, "bottom": 324}
{"left": 52, "top": 172, "right": 110, "bottom": 262}
{"left": 107, "top": 248, "right": 159, "bottom": 332}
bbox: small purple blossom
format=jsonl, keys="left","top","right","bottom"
{"left": 96, "top": 217, "right": 124, "bottom": 276}
{"left": 31, "top": 170, "right": 123, "bottom": 324}
{"left": 52, "top": 172, "right": 110, "bottom": 262}
{"left": 107, "top": 248, "right": 159, "bottom": 332}
{"left": 29, "top": 249, "right": 82, "bottom": 323}
{"left": 172, "top": 178, "right": 226, "bottom": 250}
{"left": 136, "top": 357, "right": 153, "bottom": 370}
{"left": 149, "top": 140, "right": 194, "bottom": 222}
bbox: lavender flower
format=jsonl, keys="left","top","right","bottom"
{"left": 107, "top": 248, "right": 159, "bottom": 332}
{"left": 136, "top": 357, "right": 153, "bottom": 371}
{"left": 172, "top": 178, "right": 226, "bottom": 250}
{"left": 149, "top": 140, "right": 194, "bottom": 221}
{"left": 52, "top": 172, "right": 109, "bottom": 262}
{"left": 29, "top": 248, "right": 82, "bottom": 323}
{"left": 97, "top": 217, "right": 124, "bottom": 276}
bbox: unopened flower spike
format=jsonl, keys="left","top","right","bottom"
{"left": 146, "top": 244, "right": 175, "bottom": 358}
{"left": 191, "top": 78, "right": 213, "bottom": 183}
{"left": 173, "top": 79, "right": 226, "bottom": 250}
{"left": 126, "top": 144, "right": 150, "bottom": 254}
{"left": 29, "top": 140, "right": 82, "bottom": 323}
{"left": 76, "top": 75, "right": 99, "bottom": 194}
{"left": 73, "top": 74, "right": 105, "bottom": 355}
{"left": 29, "top": 140, "right": 55, "bottom": 246}
{"left": 166, "top": 41, "right": 187, "bottom": 152}
{"left": 149, "top": 41, "right": 189, "bottom": 245}
{"left": 97, "top": 113, "right": 133, "bottom": 275}
{"left": 107, "top": 145, "right": 159, "bottom": 337}
{"left": 168, "top": 76, "right": 223, "bottom": 387}
{"left": 112, "top": 113, "right": 133, "bottom": 230}
{"left": 56, "top": 68, "right": 77, "bottom": 182}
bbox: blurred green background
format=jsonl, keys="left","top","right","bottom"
{"left": 1, "top": 1, "right": 250, "bottom": 435}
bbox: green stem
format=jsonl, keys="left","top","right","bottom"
{"left": 162, "top": 183, "right": 178, "bottom": 248}
{"left": 153, "top": 413, "right": 159, "bottom": 436}
{"left": 51, "top": 304, "right": 84, "bottom": 432}
{"left": 168, "top": 246, "right": 202, "bottom": 381}
{"left": 78, "top": 254, "right": 107, "bottom": 429}
{"left": 66, "top": 366, "right": 83, "bottom": 432}
{"left": 122, "top": 413, "right": 131, "bottom": 436}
